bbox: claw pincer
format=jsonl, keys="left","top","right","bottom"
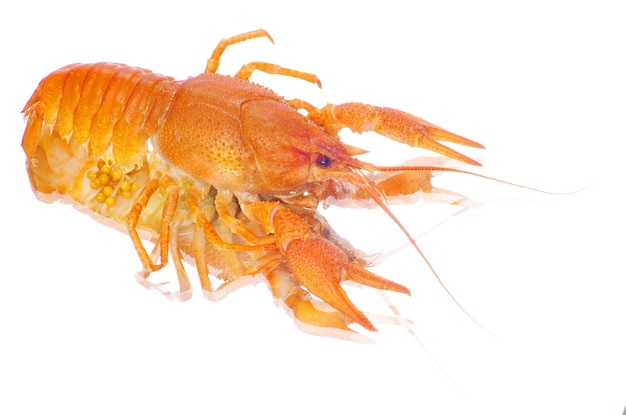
{"left": 245, "top": 202, "right": 410, "bottom": 331}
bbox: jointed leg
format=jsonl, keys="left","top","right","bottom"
{"left": 214, "top": 190, "right": 277, "bottom": 246}
{"left": 205, "top": 29, "right": 274, "bottom": 73}
{"left": 127, "top": 175, "right": 179, "bottom": 273}
{"left": 186, "top": 188, "right": 275, "bottom": 252}
{"left": 235, "top": 62, "right": 321, "bottom": 87}
{"left": 204, "top": 29, "right": 321, "bottom": 87}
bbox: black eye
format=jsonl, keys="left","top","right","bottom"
{"left": 316, "top": 154, "right": 331, "bottom": 167}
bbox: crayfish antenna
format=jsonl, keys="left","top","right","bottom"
{"left": 375, "top": 165, "right": 572, "bottom": 195}
{"left": 352, "top": 172, "right": 492, "bottom": 335}
{"left": 361, "top": 161, "right": 575, "bottom": 334}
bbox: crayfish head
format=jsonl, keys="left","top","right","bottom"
{"left": 157, "top": 73, "right": 366, "bottom": 196}
{"left": 240, "top": 99, "right": 364, "bottom": 195}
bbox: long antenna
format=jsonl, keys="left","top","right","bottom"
{"left": 353, "top": 172, "right": 491, "bottom": 334}
{"left": 375, "top": 165, "right": 572, "bottom": 195}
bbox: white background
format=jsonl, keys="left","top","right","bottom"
{"left": 1, "top": 1, "right": 624, "bottom": 414}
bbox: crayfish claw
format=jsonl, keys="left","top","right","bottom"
{"left": 245, "top": 201, "right": 411, "bottom": 332}
{"left": 306, "top": 103, "right": 484, "bottom": 166}
{"left": 285, "top": 236, "right": 404, "bottom": 332}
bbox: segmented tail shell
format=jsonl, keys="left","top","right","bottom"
{"left": 22, "top": 63, "right": 179, "bottom": 167}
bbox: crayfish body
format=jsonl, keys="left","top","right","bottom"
{"left": 22, "top": 29, "right": 484, "bottom": 338}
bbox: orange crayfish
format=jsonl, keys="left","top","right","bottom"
{"left": 22, "top": 29, "right": 487, "bottom": 338}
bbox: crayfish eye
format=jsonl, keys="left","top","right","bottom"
{"left": 315, "top": 154, "right": 332, "bottom": 168}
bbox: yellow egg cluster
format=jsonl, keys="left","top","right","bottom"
{"left": 87, "top": 159, "right": 140, "bottom": 207}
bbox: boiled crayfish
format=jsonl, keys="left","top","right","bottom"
{"left": 22, "top": 29, "right": 486, "bottom": 338}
